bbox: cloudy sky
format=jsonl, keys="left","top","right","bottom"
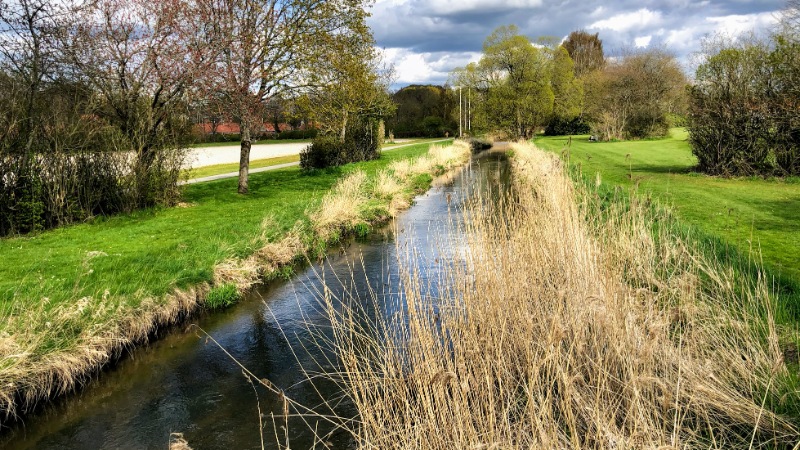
{"left": 368, "top": 0, "right": 786, "bottom": 88}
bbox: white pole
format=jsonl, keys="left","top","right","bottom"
{"left": 459, "top": 87, "right": 462, "bottom": 138}
{"left": 468, "top": 88, "right": 471, "bottom": 133}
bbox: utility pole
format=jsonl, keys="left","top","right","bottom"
{"left": 468, "top": 87, "right": 471, "bottom": 134}
{"left": 458, "top": 86, "right": 463, "bottom": 138}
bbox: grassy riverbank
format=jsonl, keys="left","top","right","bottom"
{"left": 535, "top": 129, "right": 800, "bottom": 283}
{"left": 325, "top": 142, "right": 800, "bottom": 448}
{"left": 0, "top": 139, "right": 463, "bottom": 421}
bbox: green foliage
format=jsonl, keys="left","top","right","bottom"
{"left": 276, "top": 129, "right": 318, "bottom": 140}
{"left": 206, "top": 284, "right": 240, "bottom": 309}
{"left": 551, "top": 46, "right": 583, "bottom": 120}
{"left": 480, "top": 25, "right": 554, "bottom": 138}
{"left": 389, "top": 85, "right": 457, "bottom": 137}
{"left": 544, "top": 117, "right": 591, "bottom": 136}
{"left": 689, "top": 35, "right": 800, "bottom": 176}
{"left": 300, "top": 117, "right": 381, "bottom": 170}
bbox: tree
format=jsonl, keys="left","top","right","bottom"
{"left": 66, "top": 0, "right": 213, "bottom": 205}
{"left": 208, "top": 0, "right": 372, "bottom": 194}
{"left": 300, "top": 27, "right": 394, "bottom": 143}
{"left": 478, "top": 25, "right": 553, "bottom": 138}
{"left": 389, "top": 85, "right": 457, "bottom": 137}
{"left": 0, "top": 0, "right": 80, "bottom": 155}
{"left": 586, "top": 48, "right": 686, "bottom": 140}
{"left": 689, "top": 32, "right": 799, "bottom": 176}
{"left": 550, "top": 46, "right": 583, "bottom": 121}
{"left": 563, "top": 30, "right": 605, "bottom": 78}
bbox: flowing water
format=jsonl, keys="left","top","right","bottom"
{"left": 1, "top": 150, "right": 511, "bottom": 450}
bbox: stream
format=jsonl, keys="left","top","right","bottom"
{"left": 1, "top": 149, "right": 511, "bottom": 450}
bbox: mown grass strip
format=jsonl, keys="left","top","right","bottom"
{"left": 535, "top": 129, "right": 800, "bottom": 282}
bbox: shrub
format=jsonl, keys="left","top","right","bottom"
{"left": 0, "top": 150, "right": 183, "bottom": 237}
{"left": 205, "top": 284, "right": 240, "bottom": 309}
{"left": 300, "top": 136, "right": 348, "bottom": 169}
{"left": 544, "top": 117, "right": 591, "bottom": 136}
{"left": 277, "top": 129, "right": 318, "bottom": 140}
{"left": 300, "top": 117, "right": 380, "bottom": 170}
{"left": 467, "top": 138, "right": 492, "bottom": 153}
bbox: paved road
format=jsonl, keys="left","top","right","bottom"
{"left": 182, "top": 139, "right": 450, "bottom": 185}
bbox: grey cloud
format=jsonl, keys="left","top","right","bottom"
{"left": 371, "top": 0, "right": 787, "bottom": 87}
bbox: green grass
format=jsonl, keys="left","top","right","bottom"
{"left": 0, "top": 140, "right": 449, "bottom": 310}
{"left": 535, "top": 129, "right": 800, "bottom": 283}
{"left": 185, "top": 154, "right": 300, "bottom": 179}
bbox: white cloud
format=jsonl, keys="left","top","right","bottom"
{"left": 707, "top": 12, "right": 778, "bottom": 36}
{"left": 589, "top": 8, "right": 662, "bottom": 32}
{"left": 383, "top": 48, "right": 481, "bottom": 85}
{"left": 634, "top": 35, "right": 652, "bottom": 47}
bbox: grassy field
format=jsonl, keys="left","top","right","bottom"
{"left": 535, "top": 129, "right": 800, "bottom": 283}
{"left": 0, "top": 139, "right": 460, "bottom": 418}
{"left": 186, "top": 154, "right": 300, "bottom": 179}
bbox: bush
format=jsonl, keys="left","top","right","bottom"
{"left": 544, "top": 117, "right": 591, "bottom": 136}
{"left": 467, "top": 138, "right": 493, "bottom": 153}
{"left": 300, "top": 117, "right": 380, "bottom": 170}
{"left": 276, "top": 129, "right": 318, "bottom": 140}
{"left": 0, "top": 150, "right": 184, "bottom": 237}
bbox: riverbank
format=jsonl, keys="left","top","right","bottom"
{"left": 535, "top": 129, "right": 800, "bottom": 284}
{"left": 0, "top": 139, "right": 465, "bottom": 422}
{"left": 327, "top": 142, "right": 800, "bottom": 448}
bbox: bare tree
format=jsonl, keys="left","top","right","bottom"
{"left": 0, "top": 0, "right": 81, "bottom": 154}
{"left": 208, "top": 0, "right": 373, "bottom": 194}
{"left": 563, "top": 30, "right": 605, "bottom": 78}
{"left": 65, "top": 0, "right": 216, "bottom": 205}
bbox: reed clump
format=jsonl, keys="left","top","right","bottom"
{"left": 324, "top": 142, "right": 799, "bottom": 448}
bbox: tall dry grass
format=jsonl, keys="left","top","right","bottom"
{"left": 321, "top": 142, "right": 799, "bottom": 448}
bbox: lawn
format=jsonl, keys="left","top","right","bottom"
{"left": 186, "top": 154, "right": 300, "bottom": 179}
{"left": 0, "top": 140, "right": 449, "bottom": 310}
{"left": 535, "top": 129, "right": 800, "bottom": 282}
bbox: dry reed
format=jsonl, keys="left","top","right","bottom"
{"left": 321, "top": 142, "right": 799, "bottom": 449}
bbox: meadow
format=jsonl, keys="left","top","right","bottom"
{"left": 535, "top": 129, "right": 800, "bottom": 283}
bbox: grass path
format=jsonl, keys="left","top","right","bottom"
{"left": 535, "top": 129, "right": 800, "bottom": 283}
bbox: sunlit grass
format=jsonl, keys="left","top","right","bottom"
{"left": 535, "top": 128, "right": 800, "bottom": 283}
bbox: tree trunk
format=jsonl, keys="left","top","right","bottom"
{"left": 238, "top": 124, "right": 252, "bottom": 194}
{"left": 340, "top": 110, "right": 348, "bottom": 143}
